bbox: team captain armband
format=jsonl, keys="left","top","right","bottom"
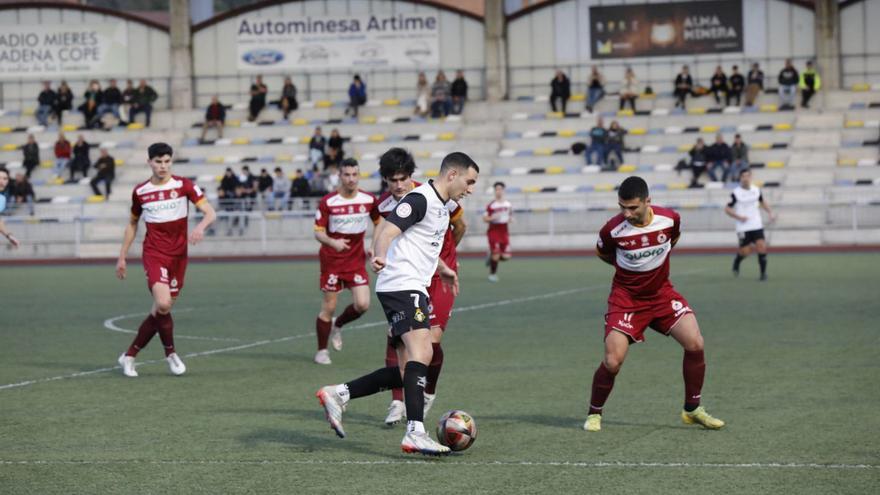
{"left": 386, "top": 192, "right": 428, "bottom": 232}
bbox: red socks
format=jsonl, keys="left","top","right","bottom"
{"left": 154, "top": 313, "right": 175, "bottom": 357}
{"left": 126, "top": 314, "right": 158, "bottom": 357}
{"left": 425, "top": 343, "right": 444, "bottom": 395}
{"left": 385, "top": 336, "right": 403, "bottom": 401}
{"left": 683, "top": 350, "right": 706, "bottom": 410}
{"left": 334, "top": 304, "right": 363, "bottom": 328}
{"left": 316, "top": 317, "right": 331, "bottom": 350}
{"left": 588, "top": 362, "right": 617, "bottom": 415}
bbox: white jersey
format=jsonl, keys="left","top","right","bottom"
{"left": 376, "top": 181, "right": 450, "bottom": 295}
{"left": 728, "top": 185, "right": 764, "bottom": 232}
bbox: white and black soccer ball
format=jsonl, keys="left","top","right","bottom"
{"left": 436, "top": 410, "right": 477, "bottom": 452}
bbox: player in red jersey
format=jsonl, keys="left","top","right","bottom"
{"left": 374, "top": 148, "right": 466, "bottom": 425}
{"left": 483, "top": 181, "right": 512, "bottom": 282}
{"left": 313, "top": 158, "right": 381, "bottom": 365}
{"left": 584, "top": 176, "right": 724, "bottom": 432}
{"left": 115, "top": 143, "right": 217, "bottom": 378}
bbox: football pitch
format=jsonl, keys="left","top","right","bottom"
{"left": 1, "top": 253, "right": 878, "bottom": 494}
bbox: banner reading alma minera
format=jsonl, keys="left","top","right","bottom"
{"left": 0, "top": 24, "right": 128, "bottom": 80}
{"left": 236, "top": 13, "right": 440, "bottom": 71}
{"left": 590, "top": 0, "right": 743, "bottom": 59}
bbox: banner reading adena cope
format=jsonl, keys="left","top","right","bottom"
{"left": 0, "top": 24, "right": 129, "bottom": 80}
{"left": 590, "top": 0, "right": 743, "bottom": 59}
{"left": 236, "top": 13, "right": 440, "bottom": 71}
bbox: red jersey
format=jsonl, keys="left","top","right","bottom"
{"left": 486, "top": 199, "right": 512, "bottom": 235}
{"left": 314, "top": 189, "right": 380, "bottom": 273}
{"left": 130, "top": 175, "right": 205, "bottom": 258}
{"left": 597, "top": 206, "right": 681, "bottom": 302}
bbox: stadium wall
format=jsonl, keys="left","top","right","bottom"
{"left": 840, "top": 0, "right": 880, "bottom": 86}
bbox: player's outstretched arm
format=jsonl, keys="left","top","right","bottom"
{"left": 370, "top": 220, "right": 402, "bottom": 272}
{"left": 116, "top": 215, "right": 139, "bottom": 279}
{"left": 190, "top": 199, "right": 217, "bottom": 245}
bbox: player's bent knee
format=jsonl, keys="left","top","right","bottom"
{"left": 353, "top": 301, "right": 369, "bottom": 313}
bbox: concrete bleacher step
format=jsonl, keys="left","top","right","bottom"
{"left": 794, "top": 114, "right": 843, "bottom": 129}
{"left": 791, "top": 132, "right": 841, "bottom": 149}
{"left": 787, "top": 151, "right": 838, "bottom": 167}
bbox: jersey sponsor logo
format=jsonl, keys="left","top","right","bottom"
{"left": 396, "top": 203, "right": 412, "bottom": 218}
{"left": 622, "top": 246, "right": 666, "bottom": 261}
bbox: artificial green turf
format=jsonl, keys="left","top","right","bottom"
{"left": 1, "top": 254, "right": 878, "bottom": 494}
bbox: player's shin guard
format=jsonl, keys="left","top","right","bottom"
{"left": 425, "top": 343, "right": 443, "bottom": 395}
{"left": 683, "top": 349, "right": 706, "bottom": 412}
{"left": 126, "top": 314, "right": 158, "bottom": 357}
{"left": 403, "top": 361, "right": 428, "bottom": 423}
{"left": 334, "top": 304, "right": 363, "bottom": 328}
{"left": 758, "top": 253, "right": 767, "bottom": 275}
{"left": 345, "top": 367, "right": 404, "bottom": 400}
{"left": 155, "top": 312, "right": 175, "bottom": 357}
{"left": 386, "top": 337, "right": 404, "bottom": 401}
{"left": 316, "top": 317, "right": 331, "bottom": 350}
{"left": 588, "top": 362, "right": 617, "bottom": 415}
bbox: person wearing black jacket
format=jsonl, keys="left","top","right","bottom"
{"left": 745, "top": 63, "right": 764, "bottom": 106}
{"left": 201, "top": 96, "right": 226, "bottom": 141}
{"left": 22, "top": 134, "right": 39, "bottom": 179}
{"left": 688, "top": 138, "right": 708, "bottom": 187}
{"left": 709, "top": 66, "right": 728, "bottom": 106}
{"left": 550, "top": 70, "right": 571, "bottom": 113}
{"left": 55, "top": 81, "right": 73, "bottom": 124}
{"left": 36, "top": 82, "right": 56, "bottom": 126}
{"left": 707, "top": 134, "right": 733, "bottom": 182}
{"left": 11, "top": 172, "right": 36, "bottom": 216}
{"left": 249, "top": 75, "right": 268, "bottom": 122}
{"left": 290, "top": 168, "right": 311, "bottom": 210}
{"left": 70, "top": 135, "right": 91, "bottom": 181}
{"left": 328, "top": 128, "right": 344, "bottom": 159}
{"left": 674, "top": 66, "right": 693, "bottom": 109}
{"left": 777, "top": 59, "right": 799, "bottom": 108}
{"left": 727, "top": 66, "right": 745, "bottom": 106}
{"left": 451, "top": 70, "right": 468, "bottom": 114}
{"left": 280, "top": 77, "right": 298, "bottom": 120}
{"left": 129, "top": 79, "right": 158, "bottom": 127}
{"left": 79, "top": 80, "right": 102, "bottom": 129}
{"left": 89, "top": 148, "right": 115, "bottom": 198}
{"left": 218, "top": 167, "right": 240, "bottom": 235}
{"left": 94, "top": 79, "right": 123, "bottom": 128}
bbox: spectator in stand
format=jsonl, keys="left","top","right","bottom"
{"left": 309, "top": 126, "right": 326, "bottom": 169}
{"left": 328, "top": 128, "right": 344, "bottom": 159}
{"left": 271, "top": 167, "right": 290, "bottom": 211}
{"left": 248, "top": 75, "right": 268, "bottom": 122}
{"left": 94, "top": 79, "right": 123, "bottom": 128}
{"left": 70, "top": 135, "right": 91, "bottom": 181}
{"left": 201, "top": 96, "right": 226, "bottom": 141}
{"left": 451, "top": 70, "right": 468, "bottom": 114}
{"left": 586, "top": 66, "right": 606, "bottom": 112}
{"left": 36, "top": 81, "right": 56, "bottom": 126}
{"left": 707, "top": 134, "right": 733, "bottom": 182}
{"left": 674, "top": 65, "right": 694, "bottom": 109}
{"left": 323, "top": 146, "right": 343, "bottom": 171}
{"left": 687, "top": 138, "right": 708, "bottom": 188}
{"left": 129, "top": 79, "right": 158, "bottom": 127}
{"left": 237, "top": 165, "right": 257, "bottom": 233}
{"left": 606, "top": 120, "right": 627, "bottom": 167}
{"left": 121, "top": 79, "right": 135, "bottom": 124}
{"left": 0, "top": 168, "right": 19, "bottom": 248}
{"left": 22, "top": 134, "right": 39, "bottom": 179}
{"left": 11, "top": 173, "right": 36, "bottom": 216}
{"left": 89, "top": 148, "right": 115, "bottom": 199}
{"left": 709, "top": 66, "right": 728, "bottom": 106}
{"left": 587, "top": 117, "right": 608, "bottom": 168}
{"left": 415, "top": 72, "right": 430, "bottom": 117}
{"left": 430, "top": 71, "right": 452, "bottom": 118}
{"left": 79, "top": 80, "right": 102, "bottom": 129}
{"left": 728, "top": 65, "right": 745, "bottom": 106}
{"left": 257, "top": 168, "right": 274, "bottom": 208}
{"left": 730, "top": 133, "right": 749, "bottom": 181}
{"left": 55, "top": 81, "right": 73, "bottom": 124}
{"left": 799, "top": 61, "right": 821, "bottom": 109}
{"left": 550, "top": 70, "right": 571, "bottom": 114}
{"left": 745, "top": 63, "right": 765, "bottom": 107}
{"left": 53, "top": 133, "right": 71, "bottom": 179}
{"left": 290, "top": 168, "right": 311, "bottom": 209}
{"left": 218, "top": 167, "right": 240, "bottom": 235}
{"left": 778, "top": 59, "right": 799, "bottom": 109}
{"left": 619, "top": 67, "right": 638, "bottom": 112}
{"left": 280, "top": 76, "right": 298, "bottom": 120}
{"left": 346, "top": 74, "right": 367, "bottom": 118}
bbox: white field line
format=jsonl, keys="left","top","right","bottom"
{"left": 103, "top": 308, "right": 246, "bottom": 343}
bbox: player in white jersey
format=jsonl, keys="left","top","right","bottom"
{"left": 484, "top": 182, "right": 512, "bottom": 282}
{"left": 724, "top": 169, "right": 776, "bottom": 281}
{"left": 316, "top": 152, "right": 479, "bottom": 456}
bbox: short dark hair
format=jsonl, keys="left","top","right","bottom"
{"left": 379, "top": 147, "right": 416, "bottom": 179}
{"left": 618, "top": 176, "right": 649, "bottom": 201}
{"left": 740, "top": 167, "right": 752, "bottom": 175}
{"left": 439, "top": 152, "right": 479, "bottom": 175}
{"left": 0, "top": 167, "right": 9, "bottom": 178}
{"left": 340, "top": 158, "right": 359, "bottom": 169}
{"left": 493, "top": 181, "right": 505, "bottom": 189}
{"left": 148, "top": 142, "right": 173, "bottom": 159}
{"left": 274, "top": 167, "right": 282, "bottom": 173}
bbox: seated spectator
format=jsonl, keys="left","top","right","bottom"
{"left": 619, "top": 67, "right": 638, "bottom": 112}
{"left": 70, "top": 135, "right": 91, "bottom": 181}
{"left": 248, "top": 75, "right": 268, "bottom": 122}
{"left": 415, "top": 72, "right": 430, "bottom": 117}
{"left": 280, "top": 76, "right": 298, "bottom": 119}
{"left": 54, "top": 133, "right": 71, "bottom": 179}
{"left": 201, "top": 96, "right": 226, "bottom": 141}
{"left": 11, "top": 172, "right": 36, "bottom": 216}
{"left": 323, "top": 146, "right": 343, "bottom": 171}
{"left": 709, "top": 66, "right": 728, "bottom": 106}
{"left": 322, "top": 164, "right": 340, "bottom": 192}
{"left": 0, "top": 168, "right": 19, "bottom": 248}
{"left": 238, "top": 165, "right": 257, "bottom": 209}
{"left": 78, "top": 80, "right": 102, "bottom": 129}
{"left": 586, "top": 117, "right": 608, "bottom": 168}
{"left": 345, "top": 74, "right": 367, "bottom": 118}
{"left": 217, "top": 167, "right": 241, "bottom": 235}
{"left": 430, "top": 71, "right": 452, "bottom": 118}
{"left": 271, "top": 167, "right": 290, "bottom": 211}
{"left": 22, "top": 134, "right": 39, "bottom": 178}
{"left": 745, "top": 63, "right": 764, "bottom": 106}
{"left": 290, "top": 168, "right": 311, "bottom": 209}
{"left": 674, "top": 65, "right": 693, "bottom": 109}
{"left": 606, "top": 120, "right": 627, "bottom": 167}
{"left": 121, "top": 79, "right": 135, "bottom": 123}
{"left": 89, "top": 148, "right": 115, "bottom": 199}
{"left": 328, "top": 128, "right": 344, "bottom": 159}
{"left": 451, "top": 70, "right": 468, "bottom": 114}
{"left": 129, "top": 79, "right": 158, "bottom": 127}
{"left": 54, "top": 81, "right": 73, "bottom": 124}
{"left": 36, "top": 81, "right": 56, "bottom": 126}
{"left": 309, "top": 126, "right": 326, "bottom": 169}
{"left": 687, "top": 138, "right": 708, "bottom": 187}
{"left": 727, "top": 66, "right": 745, "bottom": 106}
{"left": 257, "top": 168, "right": 274, "bottom": 208}
{"left": 799, "top": 61, "right": 821, "bottom": 109}
{"left": 586, "top": 66, "right": 606, "bottom": 112}
{"left": 550, "top": 70, "right": 570, "bottom": 114}
{"left": 707, "top": 134, "right": 732, "bottom": 182}
{"left": 778, "top": 59, "right": 799, "bottom": 109}
{"left": 730, "top": 134, "right": 749, "bottom": 181}
{"left": 94, "top": 78, "right": 123, "bottom": 128}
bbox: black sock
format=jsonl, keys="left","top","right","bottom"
{"left": 403, "top": 361, "right": 428, "bottom": 423}
{"left": 345, "top": 367, "right": 402, "bottom": 400}
{"left": 733, "top": 254, "right": 744, "bottom": 271}
{"left": 758, "top": 253, "right": 767, "bottom": 275}
{"left": 684, "top": 403, "right": 699, "bottom": 412}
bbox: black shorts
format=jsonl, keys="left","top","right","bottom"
{"left": 377, "top": 290, "right": 432, "bottom": 346}
{"left": 737, "top": 229, "right": 765, "bottom": 247}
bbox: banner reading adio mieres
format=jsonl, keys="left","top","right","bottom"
{"left": 236, "top": 13, "right": 440, "bottom": 71}
{"left": 0, "top": 24, "right": 128, "bottom": 80}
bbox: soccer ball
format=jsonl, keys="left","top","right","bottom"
{"left": 436, "top": 410, "right": 477, "bottom": 452}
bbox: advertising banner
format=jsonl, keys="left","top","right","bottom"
{"left": 590, "top": 1, "right": 743, "bottom": 59}
{"left": 0, "top": 24, "right": 129, "bottom": 80}
{"left": 236, "top": 13, "right": 440, "bottom": 71}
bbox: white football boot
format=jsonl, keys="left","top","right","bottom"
{"left": 314, "top": 349, "right": 332, "bottom": 365}
{"left": 329, "top": 317, "right": 343, "bottom": 351}
{"left": 165, "top": 352, "right": 186, "bottom": 376}
{"left": 488, "top": 274, "right": 499, "bottom": 283}
{"left": 118, "top": 354, "right": 138, "bottom": 378}
{"left": 385, "top": 399, "right": 406, "bottom": 426}
{"left": 401, "top": 431, "right": 451, "bottom": 456}
{"left": 423, "top": 393, "right": 436, "bottom": 416}
{"left": 316, "top": 385, "right": 347, "bottom": 438}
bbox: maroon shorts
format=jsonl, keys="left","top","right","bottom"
{"left": 488, "top": 229, "right": 511, "bottom": 256}
{"left": 143, "top": 253, "right": 188, "bottom": 296}
{"left": 604, "top": 286, "right": 694, "bottom": 343}
{"left": 428, "top": 274, "right": 456, "bottom": 330}
{"left": 320, "top": 264, "right": 370, "bottom": 292}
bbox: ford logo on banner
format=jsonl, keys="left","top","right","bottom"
{"left": 242, "top": 49, "right": 284, "bottom": 66}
